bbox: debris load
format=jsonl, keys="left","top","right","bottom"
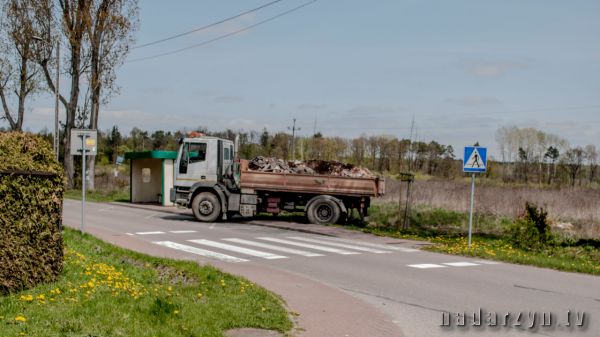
{"left": 248, "top": 156, "right": 376, "bottom": 178}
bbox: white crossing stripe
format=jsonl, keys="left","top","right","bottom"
{"left": 408, "top": 264, "right": 446, "bottom": 269}
{"left": 135, "top": 231, "right": 165, "bottom": 235}
{"left": 258, "top": 237, "right": 360, "bottom": 255}
{"left": 125, "top": 233, "right": 134, "bottom": 236}
{"left": 287, "top": 236, "right": 391, "bottom": 253}
{"left": 310, "top": 236, "right": 418, "bottom": 252}
{"left": 443, "top": 262, "right": 480, "bottom": 267}
{"left": 475, "top": 260, "right": 501, "bottom": 265}
{"left": 169, "top": 230, "right": 197, "bottom": 234}
{"left": 189, "top": 239, "right": 287, "bottom": 260}
{"left": 223, "top": 238, "right": 324, "bottom": 257}
{"left": 153, "top": 241, "right": 248, "bottom": 263}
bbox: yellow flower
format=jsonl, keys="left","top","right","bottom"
{"left": 20, "top": 295, "right": 33, "bottom": 302}
{"left": 173, "top": 310, "right": 179, "bottom": 315}
{"left": 15, "top": 316, "right": 27, "bottom": 322}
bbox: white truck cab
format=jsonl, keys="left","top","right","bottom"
{"left": 174, "top": 137, "right": 234, "bottom": 188}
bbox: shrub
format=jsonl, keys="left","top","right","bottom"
{"left": 507, "top": 202, "right": 551, "bottom": 251}
{"left": 0, "top": 132, "right": 64, "bottom": 294}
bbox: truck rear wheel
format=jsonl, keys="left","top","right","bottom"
{"left": 192, "top": 192, "right": 221, "bottom": 222}
{"left": 307, "top": 197, "right": 341, "bottom": 225}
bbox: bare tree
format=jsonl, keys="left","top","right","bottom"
{"left": 350, "top": 135, "right": 366, "bottom": 166}
{"left": 36, "top": 0, "right": 90, "bottom": 187}
{"left": 562, "top": 147, "right": 586, "bottom": 187}
{"left": 85, "top": 0, "right": 138, "bottom": 189}
{"left": 585, "top": 144, "right": 598, "bottom": 184}
{"left": 0, "top": 0, "right": 52, "bottom": 131}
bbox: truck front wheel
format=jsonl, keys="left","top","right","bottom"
{"left": 191, "top": 192, "right": 221, "bottom": 222}
{"left": 307, "top": 197, "right": 341, "bottom": 225}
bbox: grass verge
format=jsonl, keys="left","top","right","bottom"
{"left": 64, "top": 188, "right": 129, "bottom": 202}
{"left": 349, "top": 202, "right": 600, "bottom": 276}
{"left": 0, "top": 228, "right": 292, "bottom": 337}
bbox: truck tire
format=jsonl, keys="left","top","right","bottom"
{"left": 191, "top": 192, "right": 221, "bottom": 222}
{"left": 307, "top": 197, "right": 341, "bottom": 225}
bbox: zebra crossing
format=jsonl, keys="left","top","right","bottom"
{"left": 150, "top": 234, "right": 416, "bottom": 263}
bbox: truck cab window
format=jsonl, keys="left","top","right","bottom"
{"left": 179, "top": 142, "right": 207, "bottom": 174}
{"left": 188, "top": 143, "right": 207, "bottom": 163}
{"left": 224, "top": 147, "right": 230, "bottom": 161}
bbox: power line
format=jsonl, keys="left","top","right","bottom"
{"left": 128, "top": 0, "right": 317, "bottom": 63}
{"left": 132, "top": 0, "right": 284, "bottom": 50}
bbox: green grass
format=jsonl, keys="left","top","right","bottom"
{"left": 0, "top": 228, "right": 292, "bottom": 337}
{"left": 64, "top": 188, "right": 129, "bottom": 202}
{"left": 359, "top": 202, "right": 512, "bottom": 236}
{"left": 348, "top": 202, "right": 600, "bottom": 275}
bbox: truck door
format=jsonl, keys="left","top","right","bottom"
{"left": 175, "top": 141, "right": 211, "bottom": 187}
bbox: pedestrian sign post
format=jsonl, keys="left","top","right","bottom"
{"left": 463, "top": 146, "right": 487, "bottom": 248}
{"left": 70, "top": 129, "right": 98, "bottom": 233}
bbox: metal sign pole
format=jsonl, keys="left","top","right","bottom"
{"left": 81, "top": 134, "right": 87, "bottom": 232}
{"left": 468, "top": 173, "right": 475, "bottom": 248}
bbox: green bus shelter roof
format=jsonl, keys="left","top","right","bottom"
{"left": 124, "top": 150, "right": 177, "bottom": 160}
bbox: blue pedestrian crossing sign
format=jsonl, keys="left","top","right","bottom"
{"left": 463, "top": 146, "right": 487, "bottom": 173}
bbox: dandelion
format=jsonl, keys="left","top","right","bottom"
{"left": 14, "top": 316, "right": 27, "bottom": 322}
{"left": 20, "top": 295, "right": 33, "bottom": 302}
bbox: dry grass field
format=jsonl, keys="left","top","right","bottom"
{"left": 382, "top": 178, "right": 600, "bottom": 238}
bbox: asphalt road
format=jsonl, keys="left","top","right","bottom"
{"left": 63, "top": 200, "right": 599, "bottom": 337}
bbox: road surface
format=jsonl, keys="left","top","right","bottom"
{"left": 63, "top": 200, "right": 599, "bottom": 337}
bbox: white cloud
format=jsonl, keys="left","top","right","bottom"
{"left": 193, "top": 12, "right": 257, "bottom": 37}
{"left": 342, "top": 105, "right": 404, "bottom": 118}
{"left": 220, "top": 118, "right": 271, "bottom": 131}
{"left": 99, "top": 109, "right": 188, "bottom": 132}
{"left": 213, "top": 95, "right": 244, "bottom": 103}
{"left": 466, "top": 60, "right": 529, "bottom": 78}
{"left": 446, "top": 96, "right": 502, "bottom": 107}
{"left": 297, "top": 104, "right": 326, "bottom": 110}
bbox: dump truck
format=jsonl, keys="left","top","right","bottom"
{"left": 170, "top": 136, "right": 384, "bottom": 224}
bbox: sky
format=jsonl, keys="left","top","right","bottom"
{"left": 12, "top": 0, "right": 600, "bottom": 157}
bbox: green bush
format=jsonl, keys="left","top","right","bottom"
{"left": 507, "top": 202, "right": 551, "bottom": 251}
{"left": 0, "top": 132, "right": 64, "bottom": 294}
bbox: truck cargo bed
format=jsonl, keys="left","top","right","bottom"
{"left": 239, "top": 160, "right": 384, "bottom": 197}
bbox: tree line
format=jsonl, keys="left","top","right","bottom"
{"left": 495, "top": 126, "right": 598, "bottom": 186}
{"left": 26, "top": 124, "right": 598, "bottom": 188}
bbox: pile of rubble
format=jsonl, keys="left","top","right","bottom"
{"left": 248, "top": 156, "right": 376, "bottom": 178}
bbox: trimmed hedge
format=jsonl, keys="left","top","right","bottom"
{"left": 0, "top": 132, "right": 64, "bottom": 294}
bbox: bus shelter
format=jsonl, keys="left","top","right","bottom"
{"left": 124, "top": 151, "right": 177, "bottom": 206}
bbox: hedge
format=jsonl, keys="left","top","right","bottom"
{"left": 0, "top": 132, "right": 64, "bottom": 294}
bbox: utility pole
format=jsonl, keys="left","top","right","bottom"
{"left": 288, "top": 118, "right": 300, "bottom": 161}
{"left": 408, "top": 116, "right": 415, "bottom": 171}
{"left": 54, "top": 41, "right": 60, "bottom": 162}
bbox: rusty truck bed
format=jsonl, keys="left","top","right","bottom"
{"left": 238, "top": 160, "right": 384, "bottom": 197}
